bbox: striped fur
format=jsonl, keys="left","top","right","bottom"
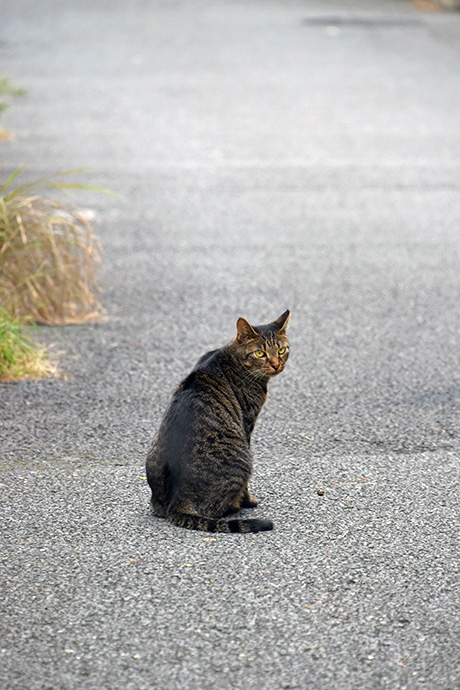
{"left": 146, "top": 310, "right": 290, "bottom": 534}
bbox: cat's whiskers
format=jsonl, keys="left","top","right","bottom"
{"left": 241, "top": 369, "right": 259, "bottom": 384}
{"left": 240, "top": 367, "right": 266, "bottom": 384}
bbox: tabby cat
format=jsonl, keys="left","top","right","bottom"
{"left": 146, "top": 310, "right": 290, "bottom": 534}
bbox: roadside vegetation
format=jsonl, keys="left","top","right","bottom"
{"left": 0, "top": 309, "right": 58, "bottom": 382}
{"left": 0, "top": 168, "right": 111, "bottom": 382}
{"left": 0, "top": 77, "right": 112, "bottom": 382}
{"left": 0, "top": 77, "right": 26, "bottom": 141}
{"left": 0, "top": 168, "right": 105, "bottom": 325}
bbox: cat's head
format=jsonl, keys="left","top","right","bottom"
{"left": 231, "top": 309, "right": 290, "bottom": 378}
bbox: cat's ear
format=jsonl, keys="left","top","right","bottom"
{"left": 236, "top": 317, "right": 259, "bottom": 343}
{"left": 273, "top": 309, "right": 290, "bottom": 333}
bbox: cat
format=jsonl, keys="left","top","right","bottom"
{"left": 146, "top": 310, "right": 290, "bottom": 534}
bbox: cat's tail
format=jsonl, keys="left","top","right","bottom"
{"left": 167, "top": 510, "right": 273, "bottom": 534}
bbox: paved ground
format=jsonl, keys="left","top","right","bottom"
{"left": 1, "top": 0, "right": 460, "bottom": 688}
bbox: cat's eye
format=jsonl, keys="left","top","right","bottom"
{"left": 254, "top": 350, "right": 265, "bottom": 358}
{"left": 278, "top": 347, "right": 287, "bottom": 354}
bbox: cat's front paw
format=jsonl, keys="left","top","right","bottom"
{"left": 242, "top": 494, "right": 258, "bottom": 508}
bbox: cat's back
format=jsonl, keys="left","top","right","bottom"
{"left": 146, "top": 347, "right": 243, "bottom": 477}
{"left": 172, "top": 346, "right": 241, "bottom": 420}
{"left": 154, "top": 346, "right": 241, "bottom": 441}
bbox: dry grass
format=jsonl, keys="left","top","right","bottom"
{"left": 0, "top": 169, "right": 105, "bottom": 325}
{"left": 0, "top": 310, "right": 58, "bottom": 382}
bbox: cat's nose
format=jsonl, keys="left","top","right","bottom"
{"left": 270, "top": 359, "right": 280, "bottom": 370}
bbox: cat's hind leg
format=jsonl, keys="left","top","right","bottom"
{"left": 166, "top": 500, "right": 272, "bottom": 534}
{"left": 146, "top": 455, "right": 168, "bottom": 518}
{"left": 150, "top": 496, "right": 166, "bottom": 518}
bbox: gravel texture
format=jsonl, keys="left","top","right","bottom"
{"left": 1, "top": 1, "right": 460, "bottom": 688}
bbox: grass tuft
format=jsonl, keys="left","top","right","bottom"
{"left": 0, "top": 169, "right": 105, "bottom": 325}
{"left": 0, "top": 77, "right": 26, "bottom": 140}
{"left": 0, "top": 309, "right": 58, "bottom": 382}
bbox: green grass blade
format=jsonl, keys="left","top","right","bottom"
{"left": 0, "top": 166, "right": 26, "bottom": 195}
{"left": 51, "top": 182, "right": 123, "bottom": 198}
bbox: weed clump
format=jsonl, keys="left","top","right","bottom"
{"left": 0, "top": 77, "right": 26, "bottom": 141}
{"left": 0, "top": 309, "right": 57, "bottom": 382}
{"left": 0, "top": 169, "right": 104, "bottom": 325}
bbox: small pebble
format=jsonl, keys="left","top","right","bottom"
{"left": 317, "top": 489, "right": 324, "bottom": 496}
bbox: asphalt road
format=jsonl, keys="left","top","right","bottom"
{"left": 1, "top": 1, "right": 459, "bottom": 688}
